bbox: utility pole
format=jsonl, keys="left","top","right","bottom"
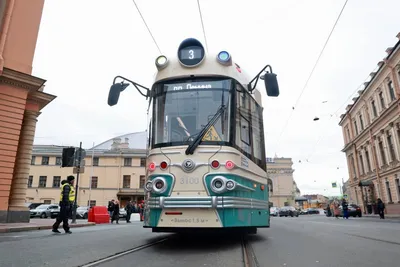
{"left": 71, "top": 142, "right": 82, "bottom": 224}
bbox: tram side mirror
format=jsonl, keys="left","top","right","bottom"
{"left": 263, "top": 72, "right": 279, "bottom": 97}
{"left": 108, "top": 83, "right": 129, "bottom": 106}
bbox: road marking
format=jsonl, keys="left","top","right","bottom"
{"left": 347, "top": 234, "right": 400, "bottom": 246}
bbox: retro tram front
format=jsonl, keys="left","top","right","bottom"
{"left": 107, "top": 38, "right": 280, "bottom": 234}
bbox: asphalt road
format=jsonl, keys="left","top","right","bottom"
{"left": 0, "top": 215, "right": 399, "bottom": 267}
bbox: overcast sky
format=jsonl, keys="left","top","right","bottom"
{"left": 31, "top": 0, "right": 400, "bottom": 196}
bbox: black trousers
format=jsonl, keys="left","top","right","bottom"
{"left": 378, "top": 209, "right": 385, "bottom": 219}
{"left": 53, "top": 205, "right": 70, "bottom": 232}
{"left": 126, "top": 211, "right": 132, "bottom": 222}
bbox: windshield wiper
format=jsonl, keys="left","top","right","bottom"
{"left": 185, "top": 105, "right": 226, "bottom": 155}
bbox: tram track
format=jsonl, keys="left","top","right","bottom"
{"left": 78, "top": 237, "right": 170, "bottom": 267}
{"left": 242, "top": 236, "right": 260, "bottom": 267}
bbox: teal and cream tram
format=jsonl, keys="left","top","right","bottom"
{"left": 107, "top": 38, "right": 279, "bottom": 234}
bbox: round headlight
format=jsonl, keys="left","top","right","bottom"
{"left": 217, "top": 51, "right": 231, "bottom": 65}
{"left": 214, "top": 180, "right": 223, "bottom": 189}
{"left": 145, "top": 181, "right": 153, "bottom": 192}
{"left": 226, "top": 180, "right": 235, "bottom": 190}
{"left": 155, "top": 55, "right": 168, "bottom": 70}
{"left": 155, "top": 180, "right": 164, "bottom": 189}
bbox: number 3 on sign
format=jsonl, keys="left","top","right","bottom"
{"left": 180, "top": 177, "right": 199, "bottom": 184}
{"left": 189, "top": 50, "right": 194, "bottom": 59}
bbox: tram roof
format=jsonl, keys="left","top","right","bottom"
{"left": 152, "top": 53, "right": 263, "bottom": 105}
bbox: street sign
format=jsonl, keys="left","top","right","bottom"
{"left": 73, "top": 167, "right": 85, "bottom": 174}
{"left": 343, "top": 194, "right": 348, "bottom": 199}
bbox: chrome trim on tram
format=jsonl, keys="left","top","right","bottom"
{"left": 147, "top": 196, "right": 269, "bottom": 209}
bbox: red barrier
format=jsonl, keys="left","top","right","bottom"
{"left": 88, "top": 206, "right": 110, "bottom": 224}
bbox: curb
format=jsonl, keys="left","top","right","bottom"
{"left": 0, "top": 222, "right": 96, "bottom": 233}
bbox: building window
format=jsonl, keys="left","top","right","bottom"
{"left": 365, "top": 149, "right": 371, "bottom": 172}
{"left": 140, "top": 158, "right": 146, "bottom": 167}
{"left": 91, "top": 176, "right": 98, "bottom": 188}
{"left": 379, "top": 138, "right": 387, "bottom": 165}
{"left": 386, "top": 180, "right": 393, "bottom": 203}
{"left": 28, "top": 176, "right": 33, "bottom": 188}
{"left": 43, "top": 200, "right": 52, "bottom": 204}
{"left": 39, "top": 176, "right": 47, "bottom": 187}
{"left": 124, "top": 158, "right": 132, "bottom": 166}
{"left": 395, "top": 176, "right": 400, "bottom": 202}
{"left": 353, "top": 120, "right": 358, "bottom": 135}
{"left": 123, "top": 175, "right": 131, "bottom": 188}
{"left": 55, "top": 157, "right": 62, "bottom": 166}
{"left": 41, "top": 156, "right": 49, "bottom": 165}
{"left": 379, "top": 91, "right": 385, "bottom": 110}
{"left": 359, "top": 114, "right": 364, "bottom": 131}
{"left": 388, "top": 80, "right": 396, "bottom": 102}
{"left": 350, "top": 156, "right": 356, "bottom": 178}
{"left": 88, "top": 200, "right": 96, "bottom": 207}
{"left": 346, "top": 126, "right": 351, "bottom": 141}
{"left": 31, "top": 156, "right": 36, "bottom": 165}
{"left": 371, "top": 100, "right": 377, "bottom": 118}
{"left": 359, "top": 154, "right": 365, "bottom": 175}
{"left": 387, "top": 132, "right": 397, "bottom": 162}
{"left": 93, "top": 157, "right": 99, "bottom": 166}
{"left": 139, "top": 175, "right": 146, "bottom": 188}
{"left": 52, "top": 176, "right": 61, "bottom": 188}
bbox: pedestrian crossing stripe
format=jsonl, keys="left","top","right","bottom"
{"left": 202, "top": 126, "right": 222, "bottom": 141}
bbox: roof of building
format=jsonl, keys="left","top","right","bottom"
{"left": 91, "top": 131, "right": 147, "bottom": 150}
{"left": 339, "top": 32, "right": 400, "bottom": 125}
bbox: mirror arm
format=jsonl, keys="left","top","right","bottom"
{"left": 247, "top": 64, "right": 273, "bottom": 92}
{"left": 113, "top": 75, "right": 150, "bottom": 99}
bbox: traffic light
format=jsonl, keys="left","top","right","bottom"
{"left": 62, "top": 147, "right": 76, "bottom": 167}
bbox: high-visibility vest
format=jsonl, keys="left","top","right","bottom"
{"left": 60, "top": 183, "right": 75, "bottom": 202}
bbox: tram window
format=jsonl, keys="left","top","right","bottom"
{"left": 251, "top": 100, "right": 264, "bottom": 168}
{"left": 240, "top": 115, "right": 251, "bottom": 145}
{"left": 236, "top": 83, "right": 252, "bottom": 158}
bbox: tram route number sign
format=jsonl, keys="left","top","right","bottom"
{"left": 202, "top": 126, "right": 222, "bottom": 142}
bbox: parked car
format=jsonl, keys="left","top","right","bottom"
{"left": 270, "top": 207, "right": 279, "bottom": 216}
{"left": 119, "top": 209, "right": 127, "bottom": 218}
{"left": 279, "top": 206, "right": 299, "bottom": 217}
{"left": 25, "top": 202, "right": 44, "bottom": 210}
{"left": 306, "top": 208, "right": 320, "bottom": 215}
{"left": 76, "top": 206, "right": 89, "bottom": 219}
{"left": 30, "top": 204, "right": 60, "bottom": 218}
{"left": 340, "top": 204, "right": 362, "bottom": 217}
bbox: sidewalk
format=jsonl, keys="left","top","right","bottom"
{"left": 0, "top": 219, "right": 95, "bottom": 233}
{"left": 362, "top": 214, "right": 400, "bottom": 220}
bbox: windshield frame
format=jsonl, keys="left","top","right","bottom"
{"left": 150, "top": 76, "right": 235, "bottom": 149}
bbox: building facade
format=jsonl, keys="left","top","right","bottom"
{"left": 27, "top": 133, "right": 148, "bottom": 208}
{"left": 0, "top": 0, "right": 56, "bottom": 223}
{"left": 267, "top": 157, "right": 297, "bottom": 207}
{"left": 339, "top": 32, "right": 400, "bottom": 215}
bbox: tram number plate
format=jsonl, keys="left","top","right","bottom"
{"left": 180, "top": 177, "right": 199, "bottom": 184}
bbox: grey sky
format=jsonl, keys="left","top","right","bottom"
{"left": 31, "top": 0, "right": 400, "bottom": 196}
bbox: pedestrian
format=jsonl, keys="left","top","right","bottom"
{"left": 342, "top": 199, "right": 349, "bottom": 219}
{"left": 108, "top": 199, "right": 115, "bottom": 218}
{"left": 377, "top": 198, "right": 385, "bottom": 219}
{"left": 326, "top": 204, "right": 332, "bottom": 217}
{"left": 111, "top": 200, "right": 120, "bottom": 224}
{"left": 52, "top": 175, "right": 75, "bottom": 234}
{"left": 333, "top": 200, "right": 340, "bottom": 219}
{"left": 125, "top": 201, "right": 133, "bottom": 223}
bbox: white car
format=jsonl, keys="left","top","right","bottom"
{"left": 270, "top": 207, "right": 279, "bottom": 216}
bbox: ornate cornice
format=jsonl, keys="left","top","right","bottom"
{"left": 0, "top": 67, "right": 45, "bottom": 91}
{"left": 28, "top": 88, "right": 57, "bottom": 111}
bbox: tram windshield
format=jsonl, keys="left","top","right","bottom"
{"left": 151, "top": 78, "right": 232, "bottom": 148}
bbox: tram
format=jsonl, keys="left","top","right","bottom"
{"left": 107, "top": 38, "right": 280, "bottom": 234}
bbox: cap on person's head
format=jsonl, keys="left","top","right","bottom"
{"left": 67, "top": 175, "right": 75, "bottom": 182}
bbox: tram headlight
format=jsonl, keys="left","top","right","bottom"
{"left": 217, "top": 51, "right": 232, "bottom": 65}
{"left": 155, "top": 55, "right": 169, "bottom": 70}
{"left": 211, "top": 176, "right": 227, "bottom": 194}
{"left": 145, "top": 181, "right": 153, "bottom": 192}
{"left": 152, "top": 177, "right": 167, "bottom": 194}
{"left": 226, "top": 180, "right": 236, "bottom": 190}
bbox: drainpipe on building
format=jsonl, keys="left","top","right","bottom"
{"left": 0, "top": 0, "right": 15, "bottom": 75}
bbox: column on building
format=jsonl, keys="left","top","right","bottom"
{"left": 390, "top": 123, "right": 400, "bottom": 161}
{"left": 381, "top": 130, "right": 391, "bottom": 164}
{"left": 367, "top": 143, "right": 374, "bottom": 171}
{"left": 360, "top": 147, "right": 369, "bottom": 174}
{"left": 7, "top": 109, "right": 40, "bottom": 222}
{"left": 374, "top": 136, "right": 383, "bottom": 168}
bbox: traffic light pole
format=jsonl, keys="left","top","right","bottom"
{"left": 71, "top": 142, "right": 82, "bottom": 224}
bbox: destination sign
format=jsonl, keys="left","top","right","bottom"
{"left": 180, "top": 48, "right": 202, "bottom": 60}
{"left": 163, "top": 80, "right": 229, "bottom": 92}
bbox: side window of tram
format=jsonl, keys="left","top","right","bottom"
{"left": 236, "top": 84, "right": 252, "bottom": 156}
